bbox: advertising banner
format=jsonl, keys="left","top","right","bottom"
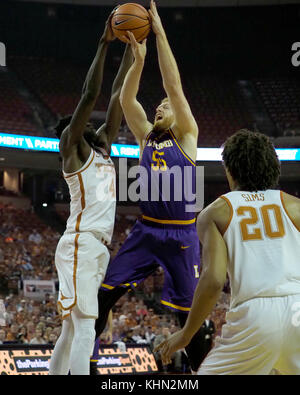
{"left": 23, "top": 280, "right": 56, "bottom": 300}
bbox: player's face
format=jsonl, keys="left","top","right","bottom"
{"left": 153, "top": 101, "right": 174, "bottom": 131}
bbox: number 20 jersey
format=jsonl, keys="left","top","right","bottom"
{"left": 221, "top": 190, "right": 300, "bottom": 309}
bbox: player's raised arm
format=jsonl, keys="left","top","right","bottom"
{"left": 96, "top": 44, "right": 134, "bottom": 151}
{"left": 149, "top": 0, "right": 198, "bottom": 139}
{"left": 60, "top": 11, "right": 115, "bottom": 153}
{"left": 119, "top": 32, "right": 153, "bottom": 147}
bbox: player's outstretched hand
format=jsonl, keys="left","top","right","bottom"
{"left": 102, "top": 6, "right": 119, "bottom": 43}
{"left": 154, "top": 329, "right": 190, "bottom": 366}
{"left": 149, "top": 0, "right": 164, "bottom": 36}
{"left": 124, "top": 31, "right": 147, "bottom": 64}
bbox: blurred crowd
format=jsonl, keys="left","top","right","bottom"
{"left": 0, "top": 200, "right": 230, "bottom": 373}
{"left": 0, "top": 202, "right": 60, "bottom": 289}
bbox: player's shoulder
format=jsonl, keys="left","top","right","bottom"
{"left": 59, "top": 125, "right": 71, "bottom": 153}
{"left": 280, "top": 190, "right": 300, "bottom": 206}
{"left": 172, "top": 121, "right": 198, "bottom": 140}
{"left": 59, "top": 126, "right": 87, "bottom": 156}
{"left": 280, "top": 191, "right": 300, "bottom": 230}
{"left": 197, "top": 197, "right": 231, "bottom": 235}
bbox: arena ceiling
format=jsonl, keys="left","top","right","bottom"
{"left": 14, "top": 0, "right": 300, "bottom": 7}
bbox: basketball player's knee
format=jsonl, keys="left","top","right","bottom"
{"left": 74, "top": 319, "right": 95, "bottom": 353}
{"left": 81, "top": 321, "right": 95, "bottom": 342}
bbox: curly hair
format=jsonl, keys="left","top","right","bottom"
{"left": 222, "top": 129, "right": 280, "bottom": 191}
{"left": 54, "top": 115, "right": 98, "bottom": 147}
{"left": 53, "top": 114, "right": 72, "bottom": 139}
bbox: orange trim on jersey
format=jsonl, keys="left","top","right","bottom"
{"left": 168, "top": 128, "right": 196, "bottom": 167}
{"left": 142, "top": 215, "right": 196, "bottom": 225}
{"left": 75, "top": 173, "right": 86, "bottom": 233}
{"left": 72, "top": 233, "right": 79, "bottom": 307}
{"left": 64, "top": 150, "right": 95, "bottom": 179}
{"left": 62, "top": 312, "right": 71, "bottom": 320}
{"left": 220, "top": 195, "right": 234, "bottom": 235}
{"left": 57, "top": 233, "right": 79, "bottom": 315}
{"left": 58, "top": 174, "right": 86, "bottom": 318}
{"left": 280, "top": 190, "right": 300, "bottom": 232}
{"left": 160, "top": 300, "right": 191, "bottom": 312}
{"left": 57, "top": 307, "right": 70, "bottom": 320}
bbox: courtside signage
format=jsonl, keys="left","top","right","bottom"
{"left": 0, "top": 133, "right": 299, "bottom": 161}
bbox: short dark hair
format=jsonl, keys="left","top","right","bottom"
{"left": 54, "top": 115, "right": 72, "bottom": 139}
{"left": 222, "top": 129, "right": 280, "bottom": 191}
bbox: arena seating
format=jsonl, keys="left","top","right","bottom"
{"left": 9, "top": 56, "right": 110, "bottom": 118}
{"left": 0, "top": 198, "right": 228, "bottom": 371}
{"left": 2, "top": 57, "right": 300, "bottom": 147}
{"left": 4, "top": 57, "right": 255, "bottom": 146}
{"left": 253, "top": 77, "right": 300, "bottom": 133}
{"left": 184, "top": 76, "right": 254, "bottom": 146}
{"left": 0, "top": 70, "right": 39, "bottom": 135}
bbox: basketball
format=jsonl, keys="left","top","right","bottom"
{"left": 111, "top": 3, "right": 151, "bottom": 43}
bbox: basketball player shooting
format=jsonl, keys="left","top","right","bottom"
{"left": 49, "top": 11, "right": 133, "bottom": 375}
{"left": 156, "top": 130, "right": 300, "bottom": 375}
{"left": 91, "top": 0, "right": 204, "bottom": 374}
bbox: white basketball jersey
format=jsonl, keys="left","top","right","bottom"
{"left": 63, "top": 148, "right": 116, "bottom": 244}
{"left": 221, "top": 190, "right": 300, "bottom": 308}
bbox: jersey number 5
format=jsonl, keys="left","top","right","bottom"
{"left": 151, "top": 150, "right": 167, "bottom": 171}
{"left": 237, "top": 205, "right": 285, "bottom": 241}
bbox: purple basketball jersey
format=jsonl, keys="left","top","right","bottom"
{"left": 139, "top": 129, "right": 196, "bottom": 222}
{"left": 101, "top": 129, "right": 201, "bottom": 313}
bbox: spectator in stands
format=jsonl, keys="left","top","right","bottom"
{"left": 30, "top": 328, "right": 46, "bottom": 345}
{"left": 28, "top": 229, "right": 42, "bottom": 244}
{"left": 122, "top": 328, "right": 135, "bottom": 345}
{"left": 0, "top": 328, "right": 6, "bottom": 344}
{"left": 6, "top": 323, "right": 20, "bottom": 342}
{"left": 145, "top": 325, "right": 156, "bottom": 346}
{"left": 0, "top": 201, "right": 231, "bottom": 372}
{"left": 25, "top": 320, "right": 36, "bottom": 342}
{"left": 17, "top": 325, "right": 29, "bottom": 344}
{"left": 202, "top": 315, "right": 215, "bottom": 358}
{"left": 132, "top": 326, "right": 148, "bottom": 344}
{"left": 48, "top": 333, "right": 58, "bottom": 346}
{"left": 136, "top": 301, "right": 148, "bottom": 319}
